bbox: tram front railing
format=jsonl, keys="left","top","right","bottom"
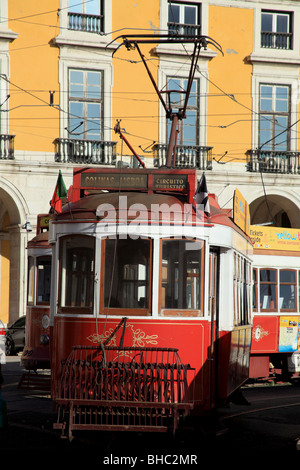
{"left": 53, "top": 346, "right": 194, "bottom": 439}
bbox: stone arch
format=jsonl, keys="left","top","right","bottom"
{"left": 250, "top": 194, "right": 300, "bottom": 228}
{"left": 0, "top": 181, "right": 29, "bottom": 326}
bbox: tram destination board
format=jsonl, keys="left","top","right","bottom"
{"left": 78, "top": 169, "right": 191, "bottom": 192}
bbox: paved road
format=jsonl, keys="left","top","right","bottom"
{"left": 1, "top": 356, "right": 300, "bottom": 465}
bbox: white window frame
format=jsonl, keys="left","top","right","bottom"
{"left": 57, "top": 0, "right": 112, "bottom": 47}
{"left": 168, "top": 1, "right": 201, "bottom": 36}
{"left": 251, "top": 74, "right": 299, "bottom": 152}
{"left": 261, "top": 10, "right": 292, "bottom": 50}
{"left": 158, "top": 64, "right": 208, "bottom": 148}
{"left": 68, "top": 68, "right": 104, "bottom": 141}
{"left": 251, "top": 4, "right": 300, "bottom": 63}
{"left": 59, "top": 57, "right": 113, "bottom": 142}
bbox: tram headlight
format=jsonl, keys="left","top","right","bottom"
{"left": 40, "top": 334, "right": 49, "bottom": 345}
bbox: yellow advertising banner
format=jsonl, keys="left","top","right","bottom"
{"left": 233, "top": 188, "right": 250, "bottom": 236}
{"left": 250, "top": 225, "right": 300, "bottom": 251}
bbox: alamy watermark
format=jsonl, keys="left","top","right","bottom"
{"left": 95, "top": 195, "right": 207, "bottom": 239}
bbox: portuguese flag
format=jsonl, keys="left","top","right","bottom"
{"left": 50, "top": 170, "right": 68, "bottom": 213}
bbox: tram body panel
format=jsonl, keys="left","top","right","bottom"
{"left": 22, "top": 306, "right": 51, "bottom": 370}
{"left": 51, "top": 317, "right": 212, "bottom": 409}
{"left": 222, "top": 325, "right": 252, "bottom": 398}
{"left": 251, "top": 316, "right": 279, "bottom": 353}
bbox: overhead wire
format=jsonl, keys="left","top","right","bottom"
{"left": 3, "top": 8, "right": 299, "bottom": 168}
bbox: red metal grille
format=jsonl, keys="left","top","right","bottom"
{"left": 54, "top": 346, "right": 194, "bottom": 439}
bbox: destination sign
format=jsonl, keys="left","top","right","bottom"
{"left": 40, "top": 216, "right": 50, "bottom": 228}
{"left": 153, "top": 174, "right": 188, "bottom": 189}
{"left": 81, "top": 173, "right": 148, "bottom": 189}
{"left": 80, "top": 171, "right": 189, "bottom": 191}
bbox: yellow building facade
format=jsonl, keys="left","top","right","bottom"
{"left": 0, "top": 0, "right": 299, "bottom": 328}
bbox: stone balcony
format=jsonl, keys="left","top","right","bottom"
{"left": 54, "top": 138, "right": 117, "bottom": 165}
{"left": 0, "top": 134, "right": 15, "bottom": 160}
{"left": 153, "top": 143, "right": 213, "bottom": 169}
{"left": 247, "top": 149, "right": 300, "bottom": 174}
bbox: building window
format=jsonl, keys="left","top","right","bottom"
{"left": 167, "top": 77, "right": 199, "bottom": 146}
{"left": 160, "top": 239, "right": 204, "bottom": 316}
{"left": 59, "top": 236, "right": 95, "bottom": 314}
{"left": 69, "top": 69, "right": 103, "bottom": 141}
{"left": 261, "top": 10, "right": 293, "bottom": 50}
{"left": 68, "top": 0, "right": 104, "bottom": 33}
{"left": 259, "top": 84, "right": 290, "bottom": 151}
{"left": 168, "top": 1, "right": 201, "bottom": 36}
{"left": 102, "top": 237, "right": 152, "bottom": 316}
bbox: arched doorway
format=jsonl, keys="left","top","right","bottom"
{"left": 250, "top": 194, "right": 300, "bottom": 228}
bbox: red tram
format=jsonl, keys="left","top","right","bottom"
{"left": 49, "top": 166, "right": 253, "bottom": 439}
{"left": 250, "top": 225, "right": 300, "bottom": 383}
{"left": 21, "top": 214, "right": 51, "bottom": 371}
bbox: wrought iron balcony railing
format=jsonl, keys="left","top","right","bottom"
{"left": 54, "top": 138, "right": 117, "bottom": 165}
{"left": 0, "top": 134, "right": 15, "bottom": 160}
{"left": 168, "top": 22, "right": 201, "bottom": 37}
{"left": 153, "top": 143, "right": 213, "bottom": 170}
{"left": 247, "top": 149, "right": 300, "bottom": 174}
{"left": 68, "top": 12, "right": 104, "bottom": 33}
{"left": 261, "top": 31, "right": 292, "bottom": 50}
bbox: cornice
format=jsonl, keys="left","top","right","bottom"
{"left": 247, "top": 52, "right": 300, "bottom": 66}
{"left": 0, "top": 29, "right": 18, "bottom": 42}
{"left": 53, "top": 34, "right": 117, "bottom": 53}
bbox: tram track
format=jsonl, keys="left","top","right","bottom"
{"left": 212, "top": 383, "right": 300, "bottom": 453}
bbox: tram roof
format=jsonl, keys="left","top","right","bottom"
{"left": 27, "top": 230, "right": 50, "bottom": 249}
{"left": 53, "top": 189, "right": 246, "bottom": 234}
{"left": 50, "top": 168, "right": 251, "bottom": 240}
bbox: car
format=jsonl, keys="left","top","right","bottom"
{"left": 5, "top": 316, "right": 26, "bottom": 356}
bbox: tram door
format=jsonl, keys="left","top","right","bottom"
{"left": 209, "top": 250, "right": 219, "bottom": 409}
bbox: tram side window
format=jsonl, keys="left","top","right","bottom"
{"left": 59, "top": 236, "right": 95, "bottom": 313}
{"left": 102, "top": 237, "right": 151, "bottom": 315}
{"left": 27, "top": 256, "right": 35, "bottom": 305}
{"left": 233, "top": 254, "right": 251, "bottom": 326}
{"left": 279, "top": 269, "right": 296, "bottom": 311}
{"left": 260, "top": 269, "right": 277, "bottom": 311}
{"left": 252, "top": 268, "right": 258, "bottom": 311}
{"left": 160, "top": 239, "right": 204, "bottom": 316}
{"left": 37, "top": 257, "right": 51, "bottom": 304}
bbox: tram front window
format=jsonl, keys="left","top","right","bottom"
{"left": 161, "top": 239, "right": 204, "bottom": 316}
{"left": 27, "top": 256, "right": 51, "bottom": 305}
{"left": 103, "top": 238, "right": 151, "bottom": 314}
{"left": 37, "top": 257, "right": 51, "bottom": 304}
{"left": 59, "top": 236, "right": 95, "bottom": 313}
